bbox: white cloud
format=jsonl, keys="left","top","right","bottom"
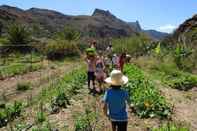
{"left": 158, "top": 24, "right": 177, "bottom": 33}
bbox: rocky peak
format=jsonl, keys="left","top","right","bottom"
{"left": 92, "top": 8, "right": 116, "bottom": 19}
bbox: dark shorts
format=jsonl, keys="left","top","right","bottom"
{"left": 87, "top": 71, "right": 95, "bottom": 81}
{"left": 111, "top": 121, "right": 128, "bottom": 131}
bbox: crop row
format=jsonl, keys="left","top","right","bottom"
{"left": 124, "top": 64, "right": 171, "bottom": 118}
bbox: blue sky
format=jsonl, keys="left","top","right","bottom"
{"left": 0, "top": 0, "right": 196, "bottom": 33}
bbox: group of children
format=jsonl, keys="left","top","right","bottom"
{"left": 85, "top": 41, "right": 127, "bottom": 94}
{"left": 85, "top": 41, "right": 129, "bottom": 131}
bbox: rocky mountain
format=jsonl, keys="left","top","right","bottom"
{"left": 128, "top": 21, "right": 168, "bottom": 40}
{"left": 0, "top": 5, "right": 168, "bottom": 39}
{"left": 172, "top": 14, "right": 197, "bottom": 45}
{"left": 0, "top": 5, "right": 138, "bottom": 38}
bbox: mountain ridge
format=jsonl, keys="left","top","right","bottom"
{"left": 0, "top": 5, "right": 168, "bottom": 39}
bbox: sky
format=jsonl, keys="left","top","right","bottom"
{"left": 0, "top": 0, "right": 196, "bottom": 33}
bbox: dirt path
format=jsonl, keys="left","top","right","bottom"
{"left": 47, "top": 87, "right": 161, "bottom": 131}
{"left": 0, "top": 61, "right": 80, "bottom": 102}
{"left": 160, "top": 86, "right": 197, "bottom": 131}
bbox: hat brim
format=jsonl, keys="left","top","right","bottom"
{"left": 105, "top": 75, "right": 128, "bottom": 86}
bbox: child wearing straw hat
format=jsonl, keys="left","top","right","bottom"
{"left": 102, "top": 70, "right": 129, "bottom": 131}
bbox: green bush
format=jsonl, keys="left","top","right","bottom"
{"left": 45, "top": 39, "right": 80, "bottom": 60}
{"left": 125, "top": 64, "right": 171, "bottom": 118}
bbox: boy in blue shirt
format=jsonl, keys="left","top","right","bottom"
{"left": 102, "top": 70, "right": 129, "bottom": 131}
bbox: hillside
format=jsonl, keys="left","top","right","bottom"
{"left": 0, "top": 5, "right": 137, "bottom": 38}
{"left": 0, "top": 5, "right": 168, "bottom": 39}
{"left": 173, "top": 14, "right": 197, "bottom": 45}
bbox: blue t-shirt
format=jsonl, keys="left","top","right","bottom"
{"left": 102, "top": 88, "right": 129, "bottom": 121}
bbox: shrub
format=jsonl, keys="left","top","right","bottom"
{"left": 45, "top": 39, "right": 80, "bottom": 60}
{"left": 125, "top": 64, "right": 171, "bottom": 118}
{"left": 16, "top": 82, "right": 31, "bottom": 91}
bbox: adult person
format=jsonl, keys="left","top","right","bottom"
{"left": 102, "top": 70, "right": 129, "bottom": 131}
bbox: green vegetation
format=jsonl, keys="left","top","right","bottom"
{"left": 50, "top": 91, "right": 70, "bottom": 113}
{"left": 152, "top": 122, "right": 189, "bottom": 131}
{"left": 162, "top": 70, "right": 197, "bottom": 91}
{"left": 74, "top": 108, "right": 97, "bottom": 131}
{"left": 0, "top": 101, "right": 23, "bottom": 128}
{"left": 55, "top": 25, "right": 81, "bottom": 41}
{"left": 45, "top": 39, "right": 80, "bottom": 60}
{"left": 7, "top": 24, "right": 30, "bottom": 45}
{"left": 0, "top": 62, "right": 42, "bottom": 79}
{"left": 125, "top": 64, "right": 171, "bottom": 118}
{"left": 112, "top": 34, "right": 152, "bottom": 56}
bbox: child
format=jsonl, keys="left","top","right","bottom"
{"left": 95, "top": 53, "right": 106, "bottom": 93}
{"left": 118, "top": 53, "right": 126, "bottom": 72}
{"left": 85, "top": 54, "right": 96, "bottom": 93}
{"left": 102, "top": 70, "right": 129, "bottom": 131}
{"left": 112, "top": 54, "right": 118, "bottom": 69}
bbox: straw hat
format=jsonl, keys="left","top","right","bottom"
{"left": 105, "top": 70, "right": 128, "bottom": 86}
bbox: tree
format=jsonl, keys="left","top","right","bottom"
{"left": 7, "top": 24, "right": 31, "bottom": 52}
{"left": 56, "top": 25, "right": 80, "bottom": 41}
{"left": 7, "top": 24, "right": 31, "bottom": 45}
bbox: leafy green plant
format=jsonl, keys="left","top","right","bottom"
{"left": 0, "top": 101, "right": 23, "bottom": 128}
{"left": 32, "top": 121, "right": 52, "bottom": 131}
{"left": 16, "top": 82, "right": 31, "bottom": 91}
{"left": 74, "top": 108, "right": 97, "bottom": 131}
{"left": 152, "top": 122, "right": 189, "bottom": 131}
{"left": 36, "top": 111, "right": 46, "bottom": 123}
{"left": 36, "top": 102, "right": 46, "bottom": 124}
{"left": 162, "top": 71, "right": 197, "bottom": 91}
{"left": 51, "top": 91, "right": 70, "bottom": 114}
{"left": 125, "top": 64, "right": 171, "bottom": 118}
